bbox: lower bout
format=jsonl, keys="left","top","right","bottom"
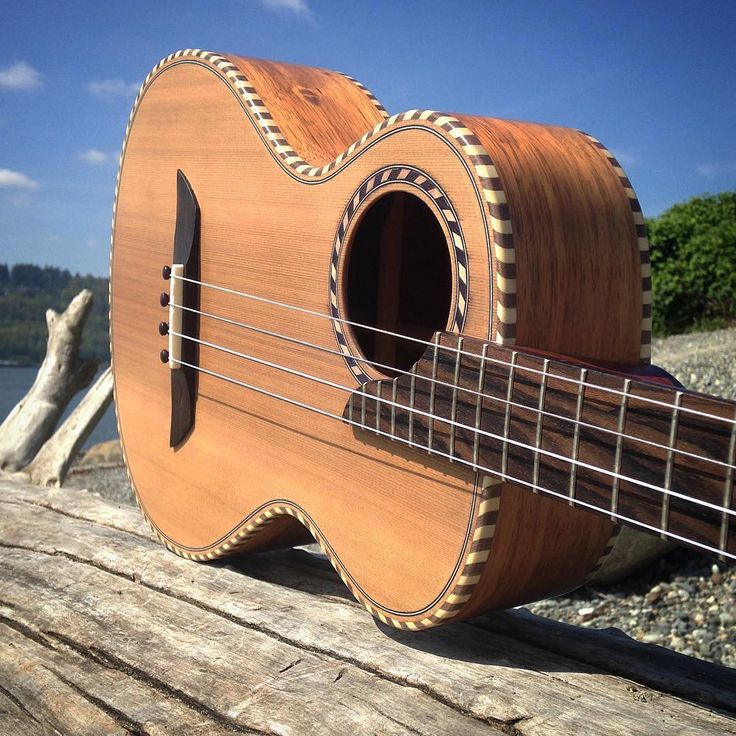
{"left": 152, "top": 477, "right": 615, "bottom": 630}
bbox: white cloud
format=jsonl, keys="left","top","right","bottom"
{"left": 258, "top": 0, "right": 310, "bottom": 16}
{"left": 78, "top": 148, "right": 112, "bottom": 165}
{"left": 0, "top": 61, "right": 42, "bottom": 90}
{"left": 87, "top": 78, "right": 139, "bottom": 98}
{"left": 697, "top": 162, "right": 736, "bottom": 179}
{"left": 610, "top": 150, "right": 638, "bottom": 168}
{"left": 0, "top": 169, "right": 39, "bottom": 189}
{"left": 85, "top": 238, "right": 99, "bottom": 249}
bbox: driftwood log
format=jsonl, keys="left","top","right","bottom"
{"left": 24, "top": 367, "right": 113, "bottom": 487}
{"left": 0, "top": 290, "right": 98, "bottom": 473}
{"left": 0, "top": 479, "right": 734, "bottom": 736}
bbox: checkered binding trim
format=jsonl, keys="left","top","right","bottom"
{"left": 114, "top": 50, "right": 516, "bottom": 346}
{"left": 138, "top": 475, "right": 502, "bottom": 630}
{"left": 329, "top": 166, "right": 469, "bottom": 384}
{"left": 110, "top": 50, "right": 511, "bottom": 630}
{"left": 578, "top": 132, "right": 652, "bottom": 363}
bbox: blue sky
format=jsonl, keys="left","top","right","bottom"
{"left": 1, "top": 0, "right": 734, "bottom": 277}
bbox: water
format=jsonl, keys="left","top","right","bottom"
{"left": 0, "top": 366, "right": 119, "bottom": 450}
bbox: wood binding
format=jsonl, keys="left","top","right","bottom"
{"left": 110, "top": 49, "right": 690, "bottom": 629}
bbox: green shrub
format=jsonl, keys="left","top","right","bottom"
{"left": 647, "top": 192, "right": 736, "bottom": 336}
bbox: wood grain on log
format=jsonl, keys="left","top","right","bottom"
{"left": 0, "top": 290, "right": 98, "bottom": 472}
{"left": 0, "top": 479, "right": 733, "bottom": 735}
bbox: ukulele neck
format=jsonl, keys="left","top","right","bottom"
{"left": 344, "top": 331, "right": 736, "bottom": 558}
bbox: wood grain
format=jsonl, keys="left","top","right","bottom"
{"left": 111, "top": 51, "right": 656, "bottom": 625}
{"left": 230, "top": 56, "right": 386, "bottom": 167}
{"left": 2, "top": 480, "right": 735, "bottom": 735}
{"left": 349, "top": 332, "right": 736, "bottom": 557}
{"left": 457, "top": 116, "right": 643, "bottom": 365}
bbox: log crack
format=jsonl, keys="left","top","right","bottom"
{"left": 0, "top": 609, "right": 269, "bottom": 735}
{"left": 12, "top": 497, "right": 154, "bottom": 542}
{"left": 0, "top": 540, "right": 517, "bottom": 731}
{"left": 49, "top": 670, "right": 151, "bottom": 736}
{"left": 0, "top": 682, "right": 42, "bottom": 725}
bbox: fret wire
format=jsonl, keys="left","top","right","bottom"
{"left": 660, "top": 391, "right": 683, "bottom": 540}
{"left": 174, "top": 276, "right": 736, "bottom": 427}
{"left": 390, "top": 380, "right": 397, "bottom": 438}
{"left": 375, "top": 382, "right": 382, "bottom": 433}
{"left": 360, "top": 384, "right": 367, "bottom": 427}
{"left": 177, "top": 355, "right": 736, "bottom": 560}
{"left": 426, "top": 335, "right": 441, "bottom": 455}
{"left": 174, "top": 328, "right": 736, "bottom": 513}
{"left": 472, "top": 343, "right": 489, "bottom": 467}
{"left": 501, "top": 351, "right": 518, "bottom": 477}
{"left": 532, "top": 358, "right": 550, "bottom": 494}
{"left": 448, "top": 337, "right": 464, "bottom": 462}
{"left": 172, "top": 306, "right": 736, "bottom": 470}
{"left": 720, "top": 407, "right": 736, "bottom": 553}
{"left": 408, "top": 365, "right": 417, "bottom": 445}
{"left": 610, "top": 379, "right": 631, "bottom": 521}
{"left": 348, "top": 391, "right": 354, "bottom": 424}
{"left": 569, "top": 368, "right": 587, "bottom": 506}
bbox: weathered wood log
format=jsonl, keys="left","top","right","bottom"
{"left": 23, "top": 367, "right": 113, "bottom": 487}
{"left": 0, "top": 290, "right": 98, "bottom": 472}
{"left": 0, "top": 479, "right": 733, "bottom": 735}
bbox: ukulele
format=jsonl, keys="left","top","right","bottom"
{"left": 110, "top": 50, "right": 735, "bottom": 630}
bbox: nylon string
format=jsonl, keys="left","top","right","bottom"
{"left": 172, "top": 355, "right": 736, "bottom": 562}
{"left": 167, "top": 328, "right": 736, "bottom": 520}
{"left": 170, "top": 273, "right": 736, "bottom": 428}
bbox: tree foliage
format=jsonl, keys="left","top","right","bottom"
{"left": 0, "top": 264, "right": 109, "bottom": 366}
{"left": 647, "top": 192, "right": 736, "bottom": 336}
{"left": 1, "top": 191, "right": 733, "bottom": 363}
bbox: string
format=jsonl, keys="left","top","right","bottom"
{"left": 169, "top": 328, "right": 736, "bottom": 520}
{"left": 172, "top": 355, "right": 736, "bottom": 561}
{"left": 170, "top": 301, "right": 736, "bottom": 473}
{"left": 170, "top": 274, "right": 736, "bottom": 428}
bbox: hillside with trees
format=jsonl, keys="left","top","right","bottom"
{"left": 0, "top": 191, "right": 732, "bottom": 365}
{"left": 0, "top": 264, "right": 109, "bottom": 366}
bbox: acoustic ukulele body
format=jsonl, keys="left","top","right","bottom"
{"left": 111, "top": 50, "right": 648, "bottom": 629}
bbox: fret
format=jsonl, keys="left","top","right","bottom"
{"left": 660, "top": 391, "right": 683, "bottom": 539}
{"left": 720, "top": 407, "right": 736, "bottom": 553}
{"left": 568, "top": 367, "right": 587, "bottom": 506}
{"left": 532, "top": 358, "right": 550, "bottom": 493}
{"left": 407, "top": 364, "right": 417, "bottom": 445}
{"left": 340, "top": 331, "right": 736, "bottom": 562}
{"left": 448, "top": 337, "right": 464, "bottom": 461}
{"left": 501, "top": 350, "right": 518, "bottom": 477}
{"left": 610, "top": 378, "right": 631, "bottom": 521}
{"left": 472, "top": 343, "right": 489, "bottom": 467}
{"left": 375, "top": 381, "right": 382, "bottom": 433}
{"left": 348, "top": 390, "right": 354, "bottom": 424}
{"left": 426, "top": 335, "right": 441, "bottom": 454}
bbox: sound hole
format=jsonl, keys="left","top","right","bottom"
{"left": 344, "top": 191, "right": 453, "bottom": 376}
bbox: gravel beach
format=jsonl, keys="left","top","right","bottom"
{"left": 67, "top": 327, "right": 736, "bottom": 666}
{"left": 530, "top": 327, "right": 736, "bottom": 667}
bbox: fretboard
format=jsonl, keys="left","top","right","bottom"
{"left": 343, "top": 332, "right": 736, "bottom": 559}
